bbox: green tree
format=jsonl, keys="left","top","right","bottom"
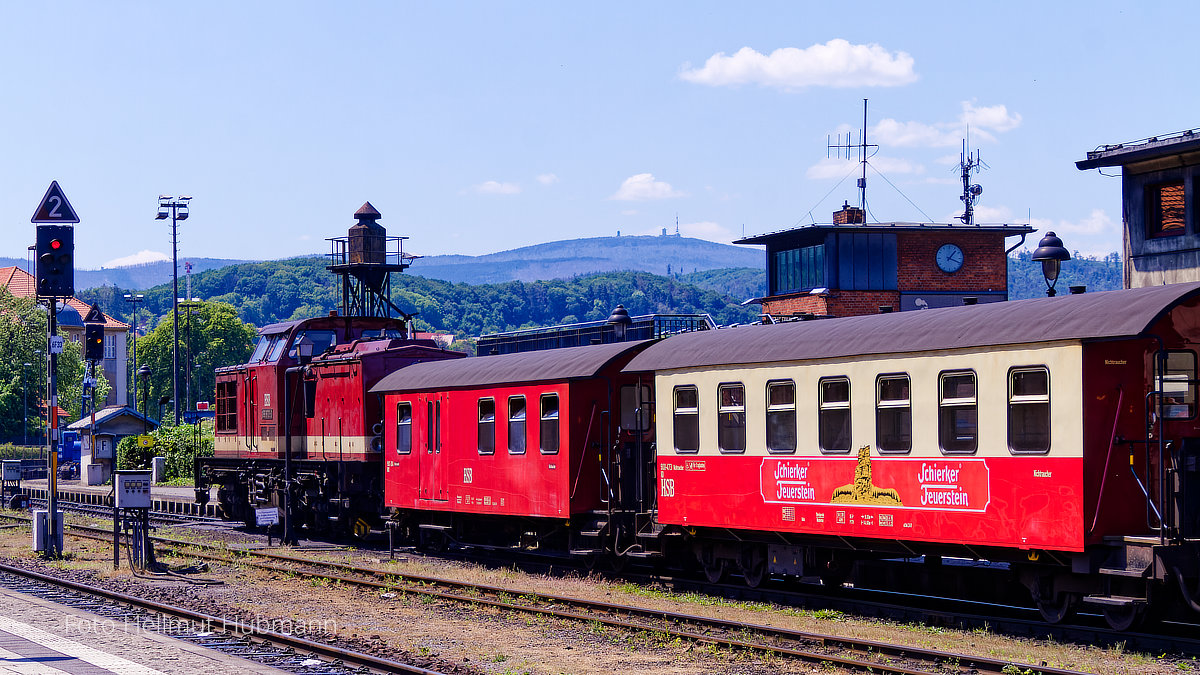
{"left": 134, "top": 301, "right": 256, "bottom": 424}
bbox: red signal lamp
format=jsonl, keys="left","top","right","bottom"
{"left": 49, "top": 239, "right": 62, "bottom": 250}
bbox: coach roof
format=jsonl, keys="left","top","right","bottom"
{"left": 370, "top": 340, "right": 651, "bottom": 393}
{"left": 624, "top": 282, "right": 1200, "bottom": 373}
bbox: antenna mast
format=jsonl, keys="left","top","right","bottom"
{"left": 827, "top": 98, "right": 877, "bottom": 215}
{"left": 957, "top": 135, "right": 987, "bottom": 225}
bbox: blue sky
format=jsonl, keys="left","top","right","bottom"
{"left": 0, "top": 2, "right": 1188, "bottom": 270}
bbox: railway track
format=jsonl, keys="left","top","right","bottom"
{"left": 0, "top": 561, "right": 452, "bottom": 674}
{"left": 23, "top": 516, "right": 1092, "bottom": 675}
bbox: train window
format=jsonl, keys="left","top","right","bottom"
{"left": 766, "top": 380, "right": 797, "bottom": 453}
{"left": 540, "top": 394, "right": 560, "bottom": 454}
{"left": 1008, "top": 368, "right": 1050, "bottom": 453}
{"left": 215, "top": 381, "right": 237, "bottom": 433}
{"left": 396, "top": 402, "right": 412, "bottom": 454}
{"left": 620, "top": 384, "right": 651, "bottom": 432}
{"left": 876, "top": 375, "right": 911, "bottom": 454}
{"left": 717, "top": 383, "right": 746, "bottom": 453}
{"left": 819, "top": 378, "right": 851, "bottom": 453}
{"left": 508, "top": 396, "right": 527, "bottom": 454}
{"left": 249, "top": 336, "right": 272, "bottom": 362}
{"left": 939, "top": 371, "right": 978, "bottom": 454}
{"left": 266, "top": 336, "right": 289, "bottom": 362}
{"left": 673, "top": 386, "right": 699, "bottom": 453}
{"left": 291, "top": 330, "right": 336, "bottom": 358}
{"left": 477, "top": 398, "right": 495, "bottom": 455}
{"left": 1156, "top": 351, "right": 1197, "bottom": 419}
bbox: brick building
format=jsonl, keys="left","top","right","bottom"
{"left": 736, "top": 203, "right": 1033, "bottom": 318}
{"left": 1076, "top": 129, "right": 1200, "bottom": 288}
{"left": 0, "top": 266, "right": 129, "bottom": 407}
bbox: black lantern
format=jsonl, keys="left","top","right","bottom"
{"left": 607, "top": 304, "right": 633, "bottom": 342}
{"left": 1031, "top": 231, "right": 1071, "bottom": 297}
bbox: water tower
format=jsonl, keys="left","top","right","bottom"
{"left": 326, "top": 202, "right": 418, "bottom": 318}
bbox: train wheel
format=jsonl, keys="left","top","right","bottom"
{"left": 1032, "top": 576, "right": 1077, "bottom": 624}
{"left": 739, "top": 546, "right": 767, "bottom": 588}
{"left": 1102, "top": 604, "right": 1145, "bottom": 631}
{"left": 703, "top": 558, "right": 727, "bottom": 584}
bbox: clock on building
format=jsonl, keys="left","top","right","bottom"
{"left": 935, "top": 243, "right": 964, "bottom": 273}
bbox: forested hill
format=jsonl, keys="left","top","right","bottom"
{"left": 413, "top": 234, "right": 763, "bottom": 283}
{"left": 77, "top": 257, "right": 760, "bottom": 339}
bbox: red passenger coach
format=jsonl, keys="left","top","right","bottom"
{"left": 623, "top": 283, "right": 1200, "bottom": 628}
{"left": 371, "top": 341, "right": 658, "bottom": 555}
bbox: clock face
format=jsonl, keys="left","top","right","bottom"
{"left": 936, "top": 244, "right": 964, "bottom": 273}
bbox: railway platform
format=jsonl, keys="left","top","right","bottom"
{"left": 0, "top": 585, "right": 284, "bottom": 674}
{"left": 18, "top": 479, "right": 216, "bottom": 518}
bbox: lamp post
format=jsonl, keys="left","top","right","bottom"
{"left": 138, "top": 364, "right": 151, "bottom": 435}
{"left": 156, "top": 195, "right": 191, "bottom": 425}
{"left": 123, "top": 293, "right": 144, "bottom": 410}
{"left": 1031, "top": 231, "right": 1072, "bottom": 297}
{"left": 607, "top": 304, "right": 632, "bottom": 342}
{"left": 22, "top": 362, "right": 31, "bottom": 446}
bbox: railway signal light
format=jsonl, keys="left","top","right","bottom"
{"left": 35, "top": 225, "right": 74, "bottom": 298}
{"left": 84, "top": 323, "right": 104, "bottom": 362}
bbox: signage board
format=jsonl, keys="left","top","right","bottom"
{"left": 31, "top": 181, "right": 80, "bottom": 224}
{"left": 255, "top": 507, "right": 280, "bottom": 526}
{"left": 49, "top": 336, "right": 63, "bottom": 354}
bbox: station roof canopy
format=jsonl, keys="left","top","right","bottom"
{"left": 1076, "top": 128, "right": 1200, "bottom": 170}
{"left": 371, "top": 340, "right": 651, "bottom": 393}
{"left": 624, "top": 282, "right": 1200, "bottom": 373}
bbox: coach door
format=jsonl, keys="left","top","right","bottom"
{"left": 418, "top": 393, "right": 449, "bottom": 502}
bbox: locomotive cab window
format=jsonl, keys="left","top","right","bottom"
{"left": 477, "top": 398, "right": 495, "bottom": 455}
{"left": 1008, "top": 367, "right": 1050, "bottom": 453}
{"left": 508, "top": 396, "right": 527, "bottom": 454}
{"left": 717, "top": 383, "right": 746, "bottom": 453}
{"left": 266, "top": 335, "right": 289, "bottom": 362}
{"left": 249, "top": 336, "right": 272, "bottom": 362}
{"left": 396, "top": 402, "right": 412, "bottom": 454}
{"left": 290, "top": 330, "right": 336, "bottom": 358}
{"left": 939, "top": 371, "right": 978, "bottom": 454}
{"left": 766, "top": 380, "right": 797, "bottom": 454}
{"left": 673, "top": 386, "right": 699, "bottom": 453}
{"left": 819, "top": 377, "right": 851, "bottom": 453}
{"left": 540, "top": 394, "right": 560, "bottom": 454}
{"left": 1156, "top": 351, "right": 1197, "bottom": 419}
{"left": 876, "top": 374, "right": 911, "bottom": 454}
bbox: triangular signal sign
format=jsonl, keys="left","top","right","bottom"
{"left": 31, "top": 181, "right": 80, "bottom": 223}
{"left": 83, "top": 303, "right": 105, "bottom": 324}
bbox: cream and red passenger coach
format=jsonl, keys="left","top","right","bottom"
{"left": 623, "top": 282, "right": 1200, "bottom": 629}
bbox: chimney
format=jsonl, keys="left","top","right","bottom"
{"left": 833, "top": 200, "right": 865, "bottom": 225}
{"left": 1069, "top": 285, "right": 1087, "bottom": 295}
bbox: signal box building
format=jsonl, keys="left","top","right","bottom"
{"left": 1076, "top": 129, "right": 1200, "bottom": 288}
{"left": 736, "top": 203, "right": 1033, "bottom": 318}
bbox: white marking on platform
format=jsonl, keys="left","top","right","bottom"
{"left": 0, "top": 616, "right": 165, "bottom": 674}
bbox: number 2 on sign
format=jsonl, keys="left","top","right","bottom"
{"left": 45, "top": 196, "right": 63, "bottom": 218}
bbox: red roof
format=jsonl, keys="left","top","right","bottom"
{"left": 0, "top": 266, "right": 129, "bottom": 330}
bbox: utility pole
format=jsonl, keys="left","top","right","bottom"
{"left": 156, "top": 195, "right": 191, "bottom": 425}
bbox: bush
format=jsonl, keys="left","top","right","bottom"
{"left": 116, "top": 421, "right": 214, "bottom": 483}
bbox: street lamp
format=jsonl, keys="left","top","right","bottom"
{"left": 1031, "top": 231, "right": 1072, "bottom": 297}
{"left": 157, "top": 195, "right": 191, "bottom": 425}
{"left": 123, "top": 293, "right": 144, "bottom": 410}
{"left": 607, "top": 304, "right": 633, "bottom": 342}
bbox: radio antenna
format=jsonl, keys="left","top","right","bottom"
{"left": 827, "top": 98, "right": 877, "bottom": 214}
{"left": 957, "top": 132, "right": 988, "bottom": 225}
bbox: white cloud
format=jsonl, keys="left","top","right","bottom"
{"left": 1032, "top": 209, "right": 1117, "bottom": 237}
{"left": 806, "top": 155, "right": 923, "bottom": 179}
{"left": 101, "top": 250, "right": 169, "bottom": 268}
{"left": 869, "top": 101, "right": 1023, "bottom": 149}
{"left": 610, "top": 173, "right": 684, "bottom": 201}
{"left": 475, "top": 181, "right": 521, "bottom": 195}
{"left": 680, "top": 39, "right": 917, "bottom": 90}
{"left": 536, "top": 173, "right": 559, "bottom": 185}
